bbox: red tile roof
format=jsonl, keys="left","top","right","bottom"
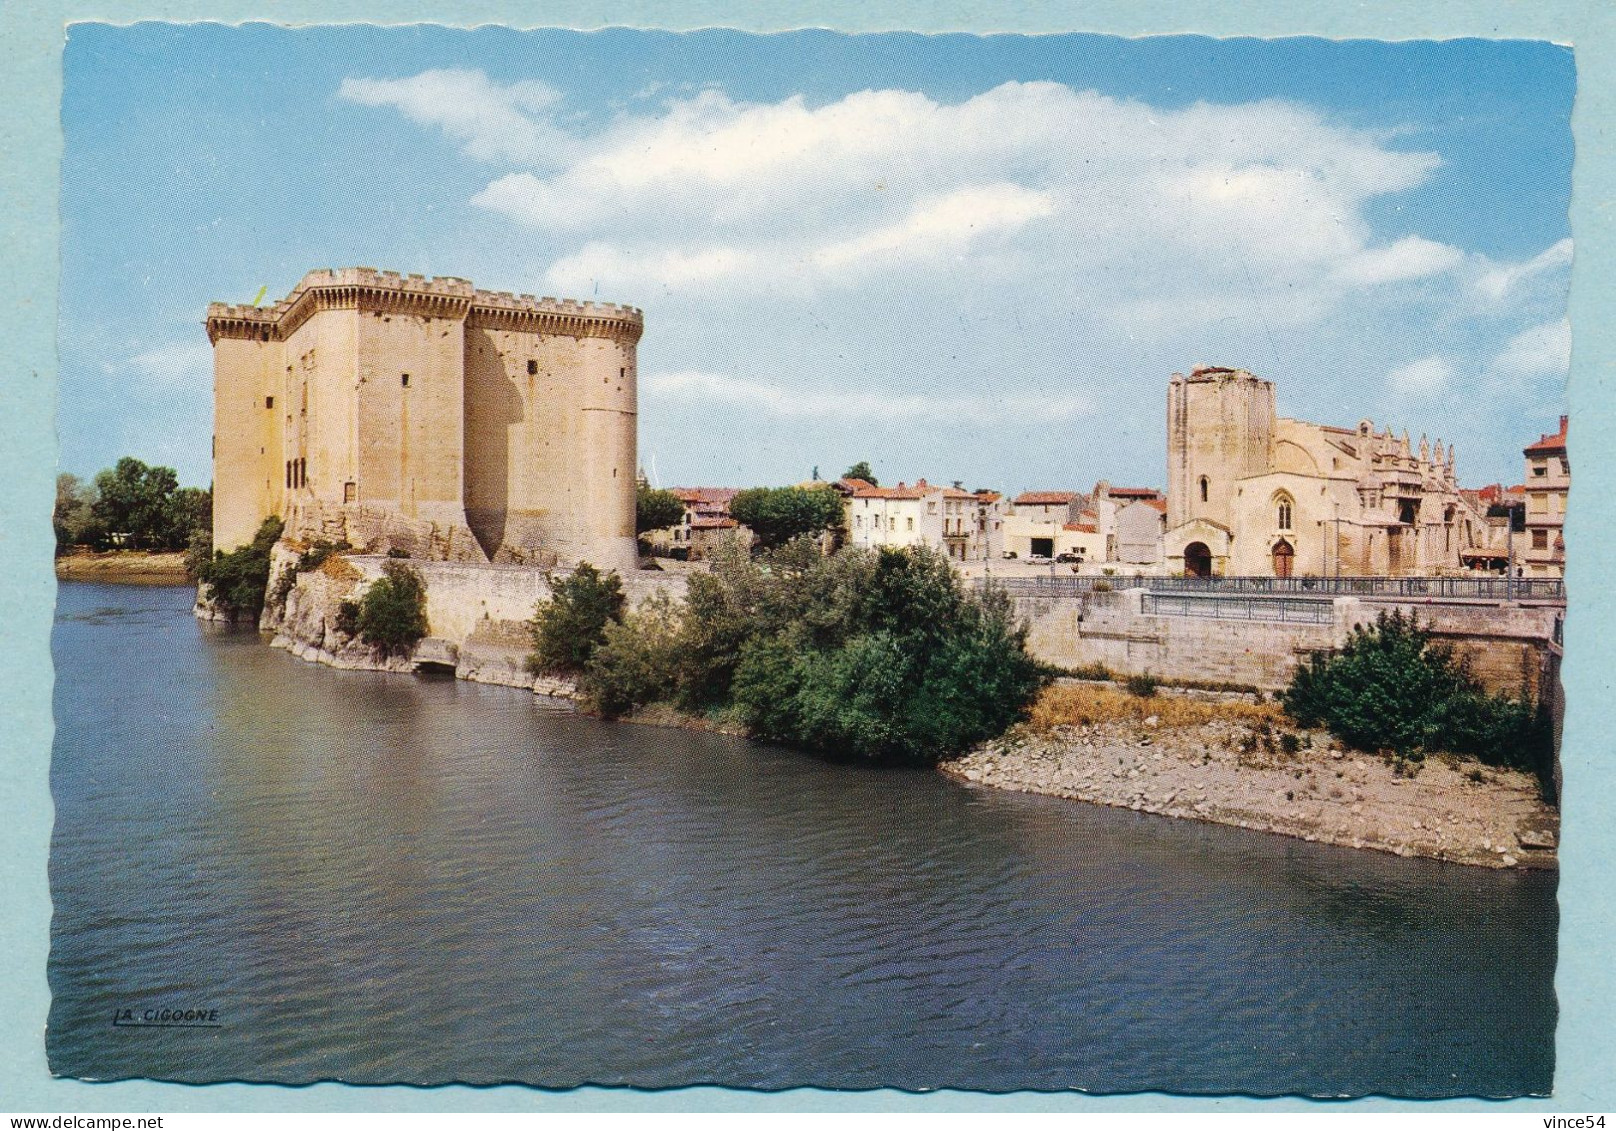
{"left": 1014, "top": 491, "right": 1079, "bottom": 506}
{"left": 1524, "top": 416, "right": 1568, "bottom": 455}
{"left": 844, "top": 478, "right": 938, "bottom": 501}
{"left": 1062, "top": 522, "right": 1098, "bottom": 534}
{"left": 669, "top": 487, "right": 739, "bottom": 505}
{"left": 1106, "top": 486, "right": 1163, "bottom": 500}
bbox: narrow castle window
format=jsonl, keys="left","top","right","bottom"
{"left": 1199, "top": 476, "right": 1209, "bottom": 503}
{"left": 265, "top": 396, "right": 274, "bottom": 409}
{"left": 1277, "top": 498, "right": 1293, "bottom": 530}
{"left": 401, "top": 373, "right": 410, "bottom": 387}
{"left": 528, "top": 360, "right": 538, "bottom": 375}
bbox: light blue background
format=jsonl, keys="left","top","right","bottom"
{"left": 3, "top": 1, "right": 1611, "bottom": 1114}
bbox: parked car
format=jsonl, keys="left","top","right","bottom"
{"left": 1001, "top": 550, "right": 1018, "bottom": 559}
{"left": 1055, "top": 552, "right": 1082, "bottom": 563}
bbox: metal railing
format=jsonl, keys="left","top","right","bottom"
{"left": 975, "top": 574, "right": 1564, "bottom": 602}
{"left": 1140, "top": 592, "right": 1336, "bottom": 625}
{"left": 1144, "top": 575, "right": 1564, "bottom": 601}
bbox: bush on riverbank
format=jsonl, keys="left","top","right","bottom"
{"left": 357, "top": 561, "right": 429, "bottom": 656}
{"left": 1282, "top": 609, "right": 1553, "bottom": 777}
{"left": 580, "top": 540, "right": 1047, "bottom": 764}
{"left": 197, "top": 517, "right": 283, "bottom": 621}
{"left": 528, "top": 563, "right": 626, "bottom": 675}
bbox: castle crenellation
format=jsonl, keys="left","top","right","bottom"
{"left": 206, "top": 269, "right": 642, "bottom": 344}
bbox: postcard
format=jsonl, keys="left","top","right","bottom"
{"left": 26, "top": 14, "right": 1604, "bottom": 1110}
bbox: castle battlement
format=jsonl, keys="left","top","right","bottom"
{"left": 207, "top": 267, "right": 642, "bottom": 344}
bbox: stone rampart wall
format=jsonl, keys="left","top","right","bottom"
{"left": 1015, "top": 588, "right": 1560, "bottom": 697}
{"left": 259, "top": 551, "right": 687, "bottom": 691}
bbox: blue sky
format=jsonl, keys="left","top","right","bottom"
{"left": 58, "top": 25, "right": 1574, "bottom": 495}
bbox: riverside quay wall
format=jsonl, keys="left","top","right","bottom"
{"left": 260, "top": 553, "right": 687, "bottom": 689}
{"left": 1012, "top": 586, "right": 1563, "bottom": 701}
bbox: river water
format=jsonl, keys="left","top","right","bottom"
{"left": 47, "top": 581, "right": 1557, "bottom": 1095}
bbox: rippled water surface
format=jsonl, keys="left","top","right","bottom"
{"left": 48, "top": 582, "right": 1557, "bottom": 1094}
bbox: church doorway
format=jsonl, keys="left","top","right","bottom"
{"left": 1272, "top": 539, "right": 1294, "bottom": 578}
{"left": 1184, "top": 541, "right": 1212, "bottom": 579}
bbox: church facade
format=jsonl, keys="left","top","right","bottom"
{"left": 1163, "top": 365, "right": 1494, "bottom": 578}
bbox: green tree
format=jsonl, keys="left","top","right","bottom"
{"left": 528, "top": 562, "right": 626, "bottom": 674}
{"left": 54, "top": 473, "right": 103, "bottom": 551}
{"left": 636, "top": 484, "right": 687, "bottom": 535}
{"left": 843, "top": 461, "right": 878, "bottom": 486}
{"left": 729, "top": 546, "right": 1045, "bottom": 763}
{"left": 197, "top": 516, "right": 283, "bottom": 620}
{"left": 357, "top": 561, "right": 430, "bottom": 656}
{"left": 1282, "top": 609, "right": 1551, "bottom": 775}
{"left": 167, "top": 486, "right": 213, "bottom": 553}
{"left": 564, "top": 539, "right": 1047, "bottom": 761}
{"left": 728, "top": 484, "right": 844, "bottom": 550}
{"left": 581, "top": 589, "right": 684, "bottom": 717}
{"left": 91, "top": 457, "right": 183, "bottom": 549}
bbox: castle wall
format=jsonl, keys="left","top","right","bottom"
{"left": 355, "top": 308, "right": 467, "bottom": 527}
{"left": 282, "top": 308, "right": 358, "bottom": 516}
{"left": 212, "top": 335, "right": 284, "bottom": 551}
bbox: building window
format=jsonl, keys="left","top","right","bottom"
{"left": 401, "top": 373, "right": 410, "bottom": 387}
{"left": 527, "top": 360, "right": 538, "bottom": 375}
{"left": 1277, "top": 497, "right": 1293, "bottom": 531}
{"left": 889, "top": 517, "right": 896, "bottom": 532}
{"left": 907, "top": 516, "right": 914, "bottom": 531}
{"left": 1533, "top": 529, "right": 1549, "bottom": 550}
{"left": 1199, "top": 476, "right": 1209, "bottom": 503}
{"left": 1533, "top": 463, "right": 1547, "bottom": 477}
{"left": 265, "top": 396, "right": 274, "bottom": 409}
{"left": 344, "top": 482, "right": 356, "bottom": 504}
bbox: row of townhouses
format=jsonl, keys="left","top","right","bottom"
{"left": 645, "top": 370, "right": 1568, "bottom": 580}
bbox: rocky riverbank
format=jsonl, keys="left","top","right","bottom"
{"left": 940, "top": 705, "right": 1558, "bottom": 869}
{"left": 56, "top": 551, "right": 190, "bottom": 582}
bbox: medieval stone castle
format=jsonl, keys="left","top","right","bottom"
{"left": 207, "top": 268, "right": 642, "bottom": 574}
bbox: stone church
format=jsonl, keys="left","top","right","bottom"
{"left": 207, "top": 268, "right": 642, "bottom": 573}
{"left": 1163, "top": 365, "right": 1495, "bottom": 578}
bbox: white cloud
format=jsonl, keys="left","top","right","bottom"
{"left": 645, "top": 370, "right": 1091, "bottom": 421}
{"left": 402, "top": 73, "right": 1452, "bottom": 316}
{"left": 339, "top": 69, "right": 574, "bottom": 166}
{"left": 811, "top": 183, "right": 1056, "bottom": 273}
{"left": 115, "top": 340, "right": 213, "bottom": 388}
{"left": 1494, "top": 317, "right": 1571, "bottom": 376}
{"left": 1473, "top": 238, "right": 1573, "bottom": 304}
{"left": 1386, "top": 356, "right": 1456, "bottom": 397}
{"left": 1335, "top": 236, "right": 1465, "bottom": 286}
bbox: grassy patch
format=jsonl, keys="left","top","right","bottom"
{"left": 1027, "top": 682, "right": 1283, "bottom": 731}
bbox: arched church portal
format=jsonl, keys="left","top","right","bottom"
{"left": 1185, "top": 541, "right": 1212, "bottom": 579}
{"left": 1272, "top": 539, "right": 1295, "bottom": 578}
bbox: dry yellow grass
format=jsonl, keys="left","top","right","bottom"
{"left": 1027, "top": 682, "right": 1284, "bottom": 730}
{"left": 319, "top": 554, "right": 362, "bottom": 581}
